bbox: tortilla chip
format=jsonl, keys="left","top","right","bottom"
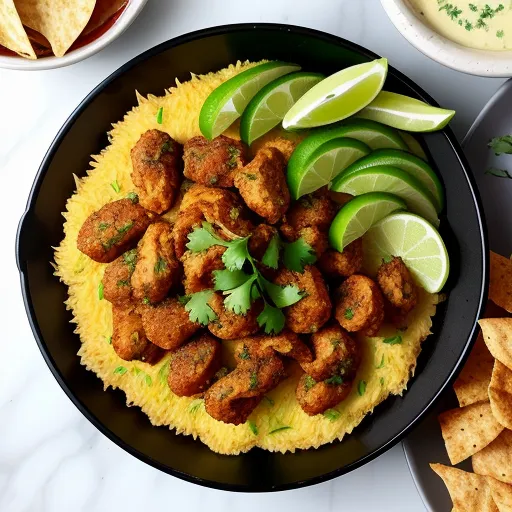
{"left": 439, "top": 402, "right": 504, "bottom": 464}
{"left": 14, "top": 0, "right": 96, "bottom": 57}
{"left": 479, "top": 318, "right": 512, "bottom": 371}
{"left": 0, "top": 0, "right": 35, "bottom": 58}
{"left": 489, "top": 252, "right": 512, "bottom": 313}
{"left": 454, "top": 331, "right": 494, "bottom": 407}
{"left": 487, "top": 477, "right": 512, "bottom": 512}
{"left": 430, "top": 463, "right": 498, "bottom": 512}
{"left": 473, "top": 430, "right": 512, "bottom": 485}
{"left": 489, "top": 361, "right": 512, "bottom": 429}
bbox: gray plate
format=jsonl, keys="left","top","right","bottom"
{"left": 403, "top": 78, "right": 512, "bottom": 512}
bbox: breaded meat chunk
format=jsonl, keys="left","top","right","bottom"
{"left": 102, "top": 249, "right": 137, "bottom": 306}
{"left": 139, "top": 297, "right": 200, "bottom": 351}
{"left": 317, "top": 239, "right": 363, "bottom": 278}
{"left": 377, "top": 256, "right": 418, "bottom": 313}
{"left": 234, "top": 147, "right": 290, "bottom": 224}
{"left": 77, "top": 199, "right": 152, "bottom": 263}
{"left": 182, "top": 246, "right": 226, "bottom": 294}
{"left": 296, "top": 373, "right": 352, "bottom": 416}
{"left": 207, "top": 292, "right": 262, "bottom": 340}
{"left": 284, "top": 189, "right": 338, "bottom": 232}
{"left": 168, "top": 335, "right": 222, "bottom": 396}
{"left": 183, "top": 135, "right": 248, "bottom": 187}
{"left": 274, "top": 266, "right": 331, "bottom": 333}
{"left": 130, "top": 129, "right": 182, "bottom": 214}
{"left": 112, "top": 304, "right": 148, "bottom": 361}
{"left": 204, "top": 355, "right": 285, "bottom": 425}
{"left": 259, "top": 137, "right": 297, "bottom": 162}
{"left": 335, "top": 274, "right": 385, "bottom": 336}
{"left": 131, "top": 222, "right": 180, "bottom": 304}
{"left": 301, "top": 324, "right": 359, "bottom": 382}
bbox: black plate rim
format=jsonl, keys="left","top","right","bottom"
{"left": 15, "top": 23, "right": 488, "bottom": 492}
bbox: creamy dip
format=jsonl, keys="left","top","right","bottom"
{"left": 409, "top": 0, "right": 512, "bottom": 50}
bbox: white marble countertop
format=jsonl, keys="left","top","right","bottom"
{"left": 0, "top": 1, "right": 505, "bottom": 511}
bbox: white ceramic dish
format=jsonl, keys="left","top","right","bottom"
{"left": 0, "top": 0, "right": 148, "bottom": 71}
{"left": 381, "top": 0, "right": 512, "bottom": 77}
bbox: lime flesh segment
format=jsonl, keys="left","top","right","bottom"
{"left": 358, "top": 91, "right": 456, "bottom": 132}
{"left": 363, "top": 212, "right": 449, "bottom": 293}
{"left": 329, "top": 192, "right": 407, "bottom": 251}
{"left": 287, "top": 119, "right": 407, "bottom": 184}
{"left": 338, "top": 149, "right": 444, "bottom": 212}
{"left": 330, "top": 165, "right": 439, "bottom": 227}
{"left": 199, "top": 61, "right": 301, "bottom": 140}
{"left": 283, "top": 58, "right": 388, "bottom": 129}
{"left": 288, "top": 137, "right": 371, "bottom": 199}
{"left": 399, "top": 131, "right": 428, "bottom": 161}
{"left": 240, "top": 72, "right": 324, "bottom": 145}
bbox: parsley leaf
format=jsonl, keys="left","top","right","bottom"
{"left": 323, "top": 409, "right": 340, "bottom": 421}
{"left": 488, "top": 135, "right": 512, "bottom": 155}
{"left": 247, "top": 421, "right": 258, "bottom": 435}
{"left": 358, "top": 380, "right": 367, "bottom": 396}
{"left": 224, "top": 275, "right": 257, "bottom": 315}
{"left": 257, "top": 302, "right": 286, "bottom": 334}
{"left": 222, "top": 237, "right": 251, "bottom": 270}
{"left": 261, "top": 234, "right": 281, "bottom": 269}
{"left": 213, "top": 269, "right": 252, "bottom": 291}
{"left": 486, "top": 167, "right": 512, "bottom": 179}
{"left": 383, "top": 334, "right": 403, "bottom": 345}
{"left": 186, "top": 222, "right": 229, "bottom": 252}
{"left": 283, "top": 238, "right": 317, "bottom": 272}
{"left": 183, "top": 290, "right": 217, "bottom": 325}
{"left": 260, "top": 278, "right": 303, "bottom": 308}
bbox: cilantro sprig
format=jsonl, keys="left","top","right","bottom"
{"left": 182, "top": 223, "right": 316, "bottom": 334}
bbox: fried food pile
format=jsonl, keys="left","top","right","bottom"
{"left": 75, "top": 125, "right": 421, "bottom": 425}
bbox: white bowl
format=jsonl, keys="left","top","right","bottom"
{"left": 0, "top": 0, "right": 148, "bottom": 71}
{"left": 381, "top": 0, "right": 512, "bottom": 77}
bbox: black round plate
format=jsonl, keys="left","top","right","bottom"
{"left": 15, "top": 24, "right": 487, "bottom": 492}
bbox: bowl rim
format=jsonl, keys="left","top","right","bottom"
{"left": 15, "top": 23, "right": 488, "bottom": 491}
{"left": 380, "top": 0, "right": 512, "bottom": 78}
{"left": 0, "top": 0, "right": 148, "bottom": 71}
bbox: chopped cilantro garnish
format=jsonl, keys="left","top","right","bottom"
{"left": 229, "top": 207, "right": 240, "bottom": 221}
{"left": 488, "top": 135, "right": 512, "bottom": 155}
{"left": 323, "top": 409, "right": 340, "bottom": 421}
{"left": 485, "top": 168, "right": 512, "bottom": 179}
{"left": 154, "top": 257, "right": 167, "bottom": 274}
{"left": 344, "top": 308, "right": 354, "bottom": 320}
{"left": 227, "top": 145, "right": 241, "bottom": 169}
{"left": 497, "top": 29, "right": 505, "bottom": 38}
{"left": 106, "top": 336, "right": 112, "bottom": 345}
{"left": 156, "top": 107, "right": 163, "bottom": 124}
{"left": 188, "top": 399, "right": 203, "bottom": 413}
{"left": 249, "top": 371, "right": 258, "bottom": 390}
{"left": 380, "top": 377, "right": 385, "bottom": 386}
{"left": 376, "top": 355, "right": 385, "bottom": 369}
{"left": 264, "top": 396, "right": 275, "bottom": 406}
{"left": 269, "top": 426, "right": 291, "bottom": 435}
{"left": 110, "top": 180, "right": 121, "bottom": 193}
{"left": 117, "top": 280, "right": 130, "bottom": 287}
{"left": 126, "top": 192, "right": 139, "bottom": 203}
{"left": 469, "top": 3, "right": 477, "bottom": 11}
{"left": 248, "top": 421, "right": 258, "bottom": 435}
{"left": 383, "top": 335, "right": 403, "bottom": 345}
{"left": 358, "top": 380, "right": 367, "bottom": 396}
{"left": 123, "top": 249, "right": 137, "bottom": 273}
{"left": 142, "top": 297, "right": 150, "bottom": 305}
{"left": 145, "top": 374, "right": 152, "bottom": 386}
{"left": 113, "top": 366, "right": 127, "bottom": 375}
{"left": 239, "top": 345, "right": 251, "bottom": 360}
{"left": 325, "top": 375, "right": 343, "bottom": 386}
{"left": 98, "top": 222, "right": 110, "bottom": 231}
{"left": 158, "top": 361, "right": 169, "bottom": 384}
{"left": 98, "top": 282, "right": 104, "bottom": 300}
{"left": 304, "top": 375, "right": 316, "bottom": 391}
{"left": 244, "top": 173, "right": 257, "bottom": 180}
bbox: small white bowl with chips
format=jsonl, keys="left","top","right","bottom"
{"left": 0, "top": 0, "right": 148, "bottom": 70}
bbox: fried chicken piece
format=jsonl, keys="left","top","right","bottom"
{"left": 183, "top": 135, "right": 248, "bottom": 188}
{"left": 182, "top": 246, "right": 226, "bottom": 294}
{"left": 284, "top": 189, "right": 338, "bottom": 232}
{"left": 207, "top": 292, "right": 262, "bottom": 340}
{"left": 301, "top": 324, "right": 359, "bottom": 381}
{"left": 296, "top": 373, "right": 352, "bottom": 416}
{"left": 131, "top": 222, "right": 180, "bottom": 304}
{"left": 102, "top": 249, "right": 137, "bottom": 306}
{"left": 112, "top": 304, "right": 150, "bottom": 361}
{"left": 130, "top": 129, "right": 182, "bottom": 214}
{"left": 234, "top": 147, "right": 290, "bottom": 224}
{"left": 377, "top": 256, "right": 418, "bottom": 313}
{"left": 259, "top": 137, "right": 297, "bottom": 162}
{"left": 168, "top": 335, "right": 222, "bottom": 396}
{"left": 77, "top": 199, "right": 152, "bottom": 263}
{"left": 317, "top": 239, "right": 363, "bottom": 278}
{"left": 139, "top": 298, "right": 200, "bottom": 350}
{"left": 204, "top": 355, "right": 285, "bottom": 425}
{"left": 335, "top": 274, "right": 385, "bottom": 336}
{"left": 274, "top": 265, "right": 331, "bottom": 333}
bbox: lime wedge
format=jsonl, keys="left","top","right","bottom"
{"left": 240, "top": 72, "right": 324, "bottom": 145}
{"left": 329, "top": 192, "right": 407, "bottom": 251}
{"left": 330, "top": 165, "right": 439, "bottom": 227}
{"left": 399, "top": 131, "right": 428, "bottom": 161}
{"left": 287, "top": 137, "right": 370, "bottom": 199}
{"left": 363, "top": 212, "right": 449, "bottom": 293}
{"left": 199, "top": 61, "right": 300, "bottom": 140}
{"left": 282, "top": 58, "right": 388, "bottom": 129}
{"left": 358, "top": 91, "right": 455, "bottom": 132}
{"left": 339, "top": 149, "right": 444, "bottom": 212}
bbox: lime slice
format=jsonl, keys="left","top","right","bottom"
{"left": 330, "top": 165, "right": 439, "bottom": 227}
{"left": 358, "top": 91, "right": 455, "bottom": 132}
{"left": 240, "top": 72, "right": 324, "bottom": 145}
{"left": 288, "top": 118, "right": 407, "bottom": 182}
{"left": 399, "top": 131, "right": 428, "bottom": 161}
{"left": 199, "top": 61, "right": 300, "bottom": 140}
{"left": 363, "top": 212, "right": 449, "bottom": 293}
{"left": 329, "top": 192, "right": 407, "bottom": 251}
{"left": 287, "top": 137, "right": 370, "bottom": 199}
{"left": 339, "top": 149, "right": 444, "bottom": 212}
{"left": 282, "top": 58, "right": 388, "bottom": 129}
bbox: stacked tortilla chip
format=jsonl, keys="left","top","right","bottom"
{"left": 431, "top": 251, "right": 512, "bottom": 512}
